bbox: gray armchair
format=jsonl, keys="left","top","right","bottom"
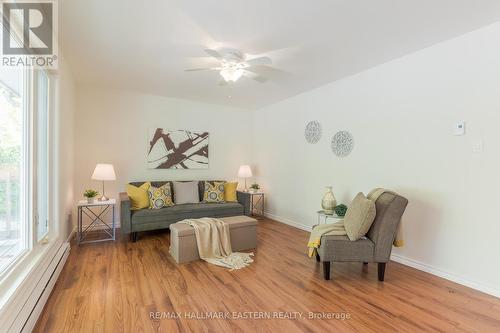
{"left": 316, "top": 192, "right": 408, "bottom": 281}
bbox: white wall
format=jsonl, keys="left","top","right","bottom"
{"left": 253, "top": 22, "right": 500, "bottom": 296}
{"left": 54, "top": 54, "right": 76, "bottom": 241}
{"left": 74, "top": 86, "right": 253, "bottom": 222}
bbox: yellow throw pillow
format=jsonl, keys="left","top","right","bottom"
{"left": 224, "top": 182, "right": 238, "bottom": 202}
{"left": 203, "top": 181, "right": 226, "bottom": 203}
{"left": 126, "top": 182, "right": 151, "bottom": 210}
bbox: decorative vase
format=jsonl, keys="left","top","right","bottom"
{"left": 321, "top": 186, "right": 337, "bottom": 215}
{"left": 87, "top": 197, "right": 95, "bottom": 204}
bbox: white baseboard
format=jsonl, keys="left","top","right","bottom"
{"left": 264, "top": 212, "right": 313, "bottom": 232}
{"left": 390, "top": 253, "right": 500, "bottom": 298}
{"left": 0, "top": 240, "right": 70, "bottom": 332}
{"left": 265, "top": 211, "right": 500, "bottom": 299}
{"left": 21, "top": 243, "right": 70, "bottom": 332}
{"left": 66, "top": 226, "right": 76, "bottom": 243}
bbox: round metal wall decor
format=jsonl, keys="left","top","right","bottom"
{"left": 304, "top": 121, "right": 322, "bottom": 144}
{"left": 331, "top": 131, "right": 354, "bottom": 157}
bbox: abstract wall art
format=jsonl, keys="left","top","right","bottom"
{"left": 331, "top": 130, "right": 354, "bottom": 157}
{"left": 148, "top": 128, "right": 209, "bottom": 169}
{"left": 304, "top": 120, "right": 322, "bottom": 144}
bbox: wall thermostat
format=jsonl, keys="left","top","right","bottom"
{"left": 454, "top": 121, "right": 465, "bottom": 136}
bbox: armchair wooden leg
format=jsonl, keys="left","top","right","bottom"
{"left": 316, "top": 253, "right": 320, "bottom": 262}
{"left": 323, "top": 261, "right": 331, "bottom": 280}
{"left": 378, "top": 263, "right": 386, "bottom": 281}
{"left": 131, "top": 232, "right": 138, "bottom": 242}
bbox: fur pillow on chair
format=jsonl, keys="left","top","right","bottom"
{"left": 344, "top": 192, "right": 376, "bottom": 241}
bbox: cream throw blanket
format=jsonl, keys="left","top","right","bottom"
{"left": 180, "top": 218, "right": 254, "bottom": 270}
{"left": 307, "top": 220, "right": 347, "bottom": 257}
{"left": 367, "top": 188, "right": 404, "bottom": 247}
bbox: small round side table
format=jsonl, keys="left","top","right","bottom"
{"left": 317, "top": 210, "right": 343, "bottom": 225}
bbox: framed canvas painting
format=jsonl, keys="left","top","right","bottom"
{"left": 148, "top": 128, "right": 209, "bottom": 169}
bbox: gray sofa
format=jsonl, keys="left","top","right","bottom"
{"left": 120, "top": 181, "right": 251, "bottom": 241}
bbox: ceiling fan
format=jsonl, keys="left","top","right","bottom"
{"left": 185, "top": 48, "right": 272, "bottom": 83}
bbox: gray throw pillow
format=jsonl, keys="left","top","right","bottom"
{"left": 173, "top": 181, "right": 200, "bottom": 204}
{"left": 344, "top": 192, "right": 376, "bottom": 241}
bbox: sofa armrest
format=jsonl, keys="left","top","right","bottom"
{"left": 120, "top": 192, "right": 132, "bottom": 234}
{"left": 237, "top": 191, "right": 251, "bottom": 216}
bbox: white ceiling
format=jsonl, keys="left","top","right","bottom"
{"left": 60, "top": 0, "right": 500, "bottom": 110}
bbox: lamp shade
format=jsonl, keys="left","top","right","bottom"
{"left": 91, "top": 164, "right": 116, "bottom": 181}
{"left": 237, "top": 165, "right": 252, "bottom": 178}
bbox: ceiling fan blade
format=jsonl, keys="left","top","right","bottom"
{"left": 243, "top": 56, "right": 272, "bottom": 67}
{"left": 245, "top": 65, "right": 291, "bottom": 79}
{"left": 243, "top": 70, "right": 268, "bottom": 83}
{"left": 204, "top": 49, "right": 223, "bottom": 60}
{"left": 184, "top": 67, "right": 221, "bottom": 72}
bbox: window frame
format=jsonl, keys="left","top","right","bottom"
{"left": 0, "top": 67, "right": 55, "bottom": 281}
{"left": 33, "top": 69, "right": 51, "bottom": 243}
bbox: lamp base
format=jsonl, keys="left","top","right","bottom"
{"left": 98, "top": 195, "right": 109, "bottom": 201}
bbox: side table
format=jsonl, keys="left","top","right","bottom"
{"left": 77, "top": 199, "right": 116, "bottom": 244}
{"left": 237, "top": 191, "right": 265, "bottom": 219}
{"left": 317, "top": 210, "right": 343, "bottom": 225}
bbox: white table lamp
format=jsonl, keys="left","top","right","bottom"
{"left": 237, "top": 165, "right": 252, "bottom": 192}
{"left": 92, "top": 163, "right": 116, "bottom": 201}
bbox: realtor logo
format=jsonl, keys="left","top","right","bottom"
{"left": 1, "top": 0, "right": 58, "bottom": 68}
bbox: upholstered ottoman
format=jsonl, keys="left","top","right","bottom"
{"left": 169, "top": 215, "right": 258, "bottom": 264}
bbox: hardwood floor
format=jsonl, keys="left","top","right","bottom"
{"left": 34, "top": 219, "right": 500, "bottom": 332}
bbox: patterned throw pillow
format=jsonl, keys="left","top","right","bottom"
{"left": 148, "top": 183, "right": 174, "bottom": 209}
{"left": 203, "top": 181, "right": 225, "bottom": 203}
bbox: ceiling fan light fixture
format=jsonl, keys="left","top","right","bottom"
{"left": 220, "top": 67, "right": 244, "bottom": 82}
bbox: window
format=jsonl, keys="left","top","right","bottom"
{"left": 0, "top": 66, "right": 28, "bottom": 273}
{"left": 0, "top": 68, "right": 52, "bottom": 276}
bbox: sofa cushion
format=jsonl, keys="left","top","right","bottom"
{"left": 148, "top": 183, "right": 173, "bottom": 209}
{"left": 173, "top": 181, "right": 200, "bottom": 204}
{"left": 203, "top": 181, "right": 226, "bottom": 203}
{"left": 344, "top": 192, "right": 376, "bottom": 241}
{"left": 131, "top": 202, "right": 244, "bottom": 225}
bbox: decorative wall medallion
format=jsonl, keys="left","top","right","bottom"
{"left": 331, "top": 131, "right": 354, "bottom": 157}
{"left": 148, "top": 128, "right": 209, "bottom": 169}
{"left": 304, "top": 121, "right": 322, "bottom": 144}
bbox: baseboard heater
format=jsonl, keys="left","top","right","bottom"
{"left": 7, "top": 242, "right": 70, "bottom": 333}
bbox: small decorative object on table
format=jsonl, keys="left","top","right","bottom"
{"left": 83, "top": 189, "right": 99, "bottom": 204}
{"left": 321, "top": 186, "right": 337, "bottom": 215}
{"left": 334, "top": 204, "right": 348, "bottom": 217}
{"left": 249, "top": 183, "right": 260, "bottom": 193}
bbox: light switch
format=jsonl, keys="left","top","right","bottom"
{"left": 454, "top": 121, "right": 465, "bottom": 136}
